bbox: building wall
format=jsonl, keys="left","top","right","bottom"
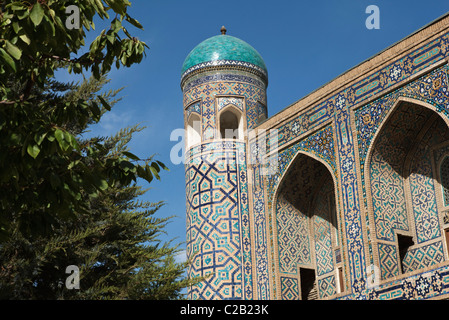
{"left": 185, "top": 141, "right": 249, "bottom": 299}
{"left": 183, "top": 69, "right": 267, "bottom": 300}
{"left": 250, "top": 17, "right": 449, "bottom": 300}
{"left": 183, "top": 15, "right": 449, "bottom": 300}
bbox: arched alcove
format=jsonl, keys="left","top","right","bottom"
{"left": 366, "top": 99, "right": 449, "bottom": 281}
{"left": 274, "top": 152, "right": 343, "bottom": 300}
{"left": 187, "top": 113, "right": 201, "bottom": 149}
{"left": 219, "top": 107, "right": 243, "bottom": 140}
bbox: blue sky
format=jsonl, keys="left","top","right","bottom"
{"left": 61, "top": 0, "right": 449, "bottom": 260}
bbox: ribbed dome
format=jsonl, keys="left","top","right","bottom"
{"left": 181, "top": 34, "right": 267, "bottom": 83}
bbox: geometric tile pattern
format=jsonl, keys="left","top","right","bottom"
{"left": 276, "top": 194, "right": 311, "bottom": 274}
{"left": 267, "top": 124, "right": 337, "bottom": 213}
{"left": 318, "top": 275, "right": 337, "bottom": 299}
{"left": 271, "top": 31, "right": 449, "bottom": 299}
{"left": 400, "top": 269, "right": 446, "bottom": 300}
{"left": 356, "top": 67, "right": 449, "bottom": 166}
{"left": 186, "top": 101, "right": 201, "bottom": 119}
{"left": 370, "top": 148, "right": 409, "bottom": 242}
{"left": 337, "top": 264, "right": 449, "bottom": 300}
{"left": 280, "top": 277, "right": 299, "bottom": 300}
{"left": 261, "top": 123, "right": 338, "bottom": 299}
{"left": 313, "top": 182, "right": 336, "bottom": 277}
{"left": 181, "top": 59, "right": 268, "bottom": 86}
{"left": 183, "top": 67, "right": 269, "bottom": 299}
{"left": 378, "top": 243, "right": 399, "bottom": 280}
{"left": 350, "top": 265, "right": 449, "bottom": 300}
{"left": 368, "top": 103, "right": 448, "bottom": 279}
{"left": 249, "top": 147, "right": 270, "bottom": 299}
{"left": 402, "top": 242, "right": 445, "bottom": 274}
{"left": 367, "top": 102, "right": 449, "bottom": 280}
{"left": 354, "top": 65, "right": 449, "bottom": 283}
{"left": 217, "top": 97, "right": 244, "bottom": 112}
{"left": 278, "top": 100, "right": 334, "bottom": 149}
{"left": 333, "top": 90, "right": 366, "bottom": 291}
{"left": 185, "top": 141, "right": 249, "bottom": 300}
{"left": 275, "top": 155, "right": 331, "bottom": 274}
{"left": 183, "top": 73, "right": 267, "bottom": 140}
{"left": 409, "top": 126, "right": 442, "bottom": 243}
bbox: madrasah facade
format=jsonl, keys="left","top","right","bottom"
{"left": 181, "top": 14, "right": 449, "bottom": 300}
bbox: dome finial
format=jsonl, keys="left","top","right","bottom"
{"left": 220, "top": 26, "right": 227, "bottom": 35}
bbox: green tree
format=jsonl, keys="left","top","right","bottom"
{"left": 0, "top": 0, "right": 158, "bottom": 241}
{"left": 0, "top": 75, "right": 193, "bottom": 299}
{"left": 0, "top": 0, "right": 196, "bottom": 298}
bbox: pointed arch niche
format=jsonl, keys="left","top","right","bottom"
{"left": 218, "top": 105, "right": 244, "bottom": 140}
{"left": 365, "top": 98, "right": 449, "bottom": 282}
{"left": 186, "top": 113, "right": 201, "bottom": 149}
{"left": 274, "top": 152, "right": 344, "bottom": 300}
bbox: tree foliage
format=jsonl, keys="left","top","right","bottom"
{"left": 0, "top": 0, "right": 197, "bottom": 299}
{"left": 0, "top": 0, "right": 163, "bottom": 241}
{"left": 0, "top": 105, "right": 190, "bottom": 299}
{"left": 0, "top": 43, "right": 195, "bottom": 300}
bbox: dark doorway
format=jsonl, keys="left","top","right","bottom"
{"left": 397, "top": 234, "right": 414, "bottom": 274}
{"left": 300, "top": 268, "right": 317, "bottom": 300}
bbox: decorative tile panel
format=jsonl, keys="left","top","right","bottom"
{"left": 183, "top": 74, "right": 267, "bottom": 139}
{"left": 280, "top": 277, "right": 299, "bottom": 300}
{"left": 370, "top": 146, "right": 409, "bottom": 242}
{"left": 318, "top": 275, "right": 337, "bottom": 299}
{"left": 378, "top": 243, "right": 399, "bottom": 280}
{"left": 402, "top": 242, "right": 445, "bottom": 274}
{"left": 313, "top": 182, "right": 335, "bottom": 277}
{"left": 186, "top": 141, "right": 251, "bottom": 300}
{"left": 217, "top": 97, "right": 244, "bottom": 112}
{"left": 186, "top": 101, "right": 201, "bottom": 119}
{"left": 276, "top": 194, "right": 311, "bottom": 273}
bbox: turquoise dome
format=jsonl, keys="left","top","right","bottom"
{"left": 181, "top": 34, "right": 267, "bottom": 81}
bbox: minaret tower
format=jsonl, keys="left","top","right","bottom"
{"left": 181, "top": 27, "right": 268, "bottom": 300}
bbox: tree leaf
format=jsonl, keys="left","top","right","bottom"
{"left": 27, "top": 144, "right": 40, "bottom": 159}
{"left": 55, "top": 129, "right": 64, "bottom": 145}
{"left": 5, "top": 41, "right": 22, "bottom": 60}
{"left": 122, "top": 151, "right": 140, "bottom": 161}
{"left": 30, "top": 2, "right": 44, "bottom": 27}
{"left": 150, "top": 162, "right": 160, "bottom": 173}
{"left": 156, "top": 160, "right": 169, "bottom": 171}
{"left": 106, "top": 0, "right": 128, "bottom": 15}
{"left": 34, "top": 131, "right": 47, "bottom": 145}
{"left": 148, "top": 165, "right": 160, "bottom": 180}
{"left": 19, "top": 34, "right": 31, "bottom": 45}
{"left": 125, "top": 15, "right": 143, "bottom": 30}
{"left": 94, "top": 177, "right": 108, "bottom": 191}
{"left": 0, "top": 48, "right": 16, "bottom": 71}
{"left": 55, "top": 129, "right": 69, "bottom": 151}
{"left": 98, "top": 95, "right": 111, "bottom": 111}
